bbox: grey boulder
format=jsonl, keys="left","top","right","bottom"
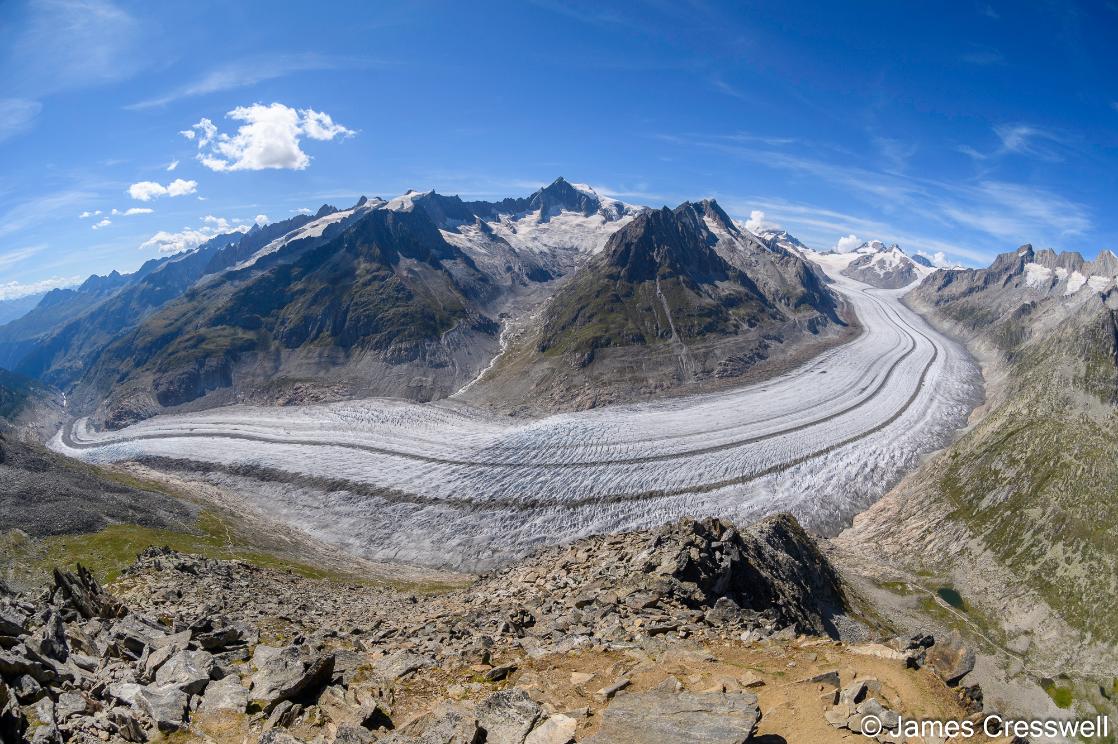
{"left": 135, "top": 684, "right": 189, "bottom": 732}
{"left": 476, "top": 689, "right": 541, "bottom": 744}
{"left": 154, "top": 649, "right": 217, "bottom": 694}
{"left": 199, "top": 674, "right": 250, "bottom": 713}
{"left": 926, "top": 631, "right": 976, "bottom": 684}
{"left": 250, "top": 646, "right": 334, "bottom": 713}
{"left": 586, "top": 689, "right": 760, "bottom": 744}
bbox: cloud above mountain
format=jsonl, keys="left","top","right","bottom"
{"left": 183, "top": 103, "right": 354, "bottom": 172}
{"left": 138, "top": 215, "right": 249, "bottom": 254}
{"left": 834, "top": 234, "right": 861, "bottom": 253}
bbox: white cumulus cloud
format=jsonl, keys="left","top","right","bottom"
{"left": 744, "top": 209, "right": 778, "bottom": 234}
{"left": 141, "top": 216, "right": 249, "bottom": 254}
{"left": 834, "top": 234, "right": 862, "bottom": 253}
{"left": 166, "top": 159, "right": 179, "bottom": 171}
{"left": 111, "top": 207, "right": 153, "bottom": 216}
{"left": 917, "top": 250, "right": 954, "bottom": 268}
{"left": 128, "top": 178, "right": 198, "bottom": 201}
{"left": 79, "top": 209, "right": 102, "bottom": 219}
{"left": 188, "top": 103, "right": 354, "bottom": 172}
{"left": 91, "top": 218, "right": 111, "bottom": 230}
{"left": 254, "top": 214, "right": 269, "bottom": 226}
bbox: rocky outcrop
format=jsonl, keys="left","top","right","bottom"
{"left": 0, "top": 515, "right": 995, "bottom": 743}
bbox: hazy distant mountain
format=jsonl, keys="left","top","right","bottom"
{"left": 0, "top": 292, "right": 47, "bottom": 327}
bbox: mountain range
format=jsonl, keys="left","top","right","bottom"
{"left": 0, "top": 178, "right": 850, "bottom": 427}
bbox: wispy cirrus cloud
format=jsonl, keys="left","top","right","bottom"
{"left": 665, "top": 130, "right": 1091, "bottom": 254}
{"left": 0, "top": 0, "right": 143, "bottom": 142}
{"left": 0, "top": 99, "right": 43, "bottom": 143}
{"left": 960, "top": 46, "right": 1006, "bottom": 66}
{"left": 959, "top": 123, "right": 1071, "bottom": 162}
{"left": 722, "top": 196, "right": 991, "bottom": 265}
{"left": 4, "top": 0, "right": 142, "bottom": 98}
{"left": 0, "top": 190, "right": 94, "bottom": 239}
{"left": 0, "top": 244, "right": 46, "bottom": 270}
{"left": 126, "top": 53, "right": 371, "bottom": 110}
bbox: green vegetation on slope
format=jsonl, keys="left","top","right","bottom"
{"left": 1, "top": 508, "right": 462, "bottom": 594}
{"left": 931, "top": 299, "right": 1118, "bottom": 642}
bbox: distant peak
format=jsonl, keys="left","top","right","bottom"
{"left": 353, "top": 195, "right": 369, "bottom": 208}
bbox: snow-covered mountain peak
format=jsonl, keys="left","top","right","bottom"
{"left": 747, "top": 227, "right": 813, "bottom": 257}
{"left": 383, "top": 189, "right": 435, "bottom": 212}
{"left": 855, "top": 239, "right": 893, "bottom": 254}
{"left": 231, "top": 197, "right": 383, "bottom": 271}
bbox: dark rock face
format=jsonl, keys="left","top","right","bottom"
{"left": 535, "top": 200, "right": 841, "bottom": 359}
{"left": 51, "top": 566, "right": 127, "bottom": 621}
{"left": 925, "top": 630, "right": 977, "bottom": 684}
{"left": 640, "top": 515, "right": 848, "bottom": 637}
{"left": 80, "top": 204, "right": 500, "bottom": 426}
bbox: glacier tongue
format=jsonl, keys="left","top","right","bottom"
{"left": 54, "top": 266, "right": 981, "bottom": 571}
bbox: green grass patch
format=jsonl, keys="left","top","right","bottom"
{"left": 3, "top": 510, "right": 463, "bottom": 594}
{"left": 875, "top": 579, "right": 917, "bottom": 596}
{"left": 1043, "top": 680, "right": 1075, "bottom": 709}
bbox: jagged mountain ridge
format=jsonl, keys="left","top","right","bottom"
{"left": 0, "top": 208, "right": 354, "bottom": 390}
{"left": 839, "top": 241, "right": 934, "bottom": 289}
{"left": 79, "top": 207, "right": 502, "bottom": 427}
{"left": 535, "top": 202, "right": 830, "bottom": 357}
{"left": 460, "top": 199, "right": 850, "bottom": 413}
{"left": 3, "top": 178, "right": 849, "bottom": 427}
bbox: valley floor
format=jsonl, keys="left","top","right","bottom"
{"left": 51, "top": 265, "right": 981, "bottom": 571}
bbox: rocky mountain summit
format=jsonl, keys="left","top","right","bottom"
{"left": 839, "top": 241, "right": 933, "bottom": 289}
{"left": 0, "top": 515, "right": 995, "bottom": 743}
{"left": 463, "top": 200, "right": 852, "bottom": 413}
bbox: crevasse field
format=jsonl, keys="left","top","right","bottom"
{"left": 53, "top": 263, "right": 981, "bottom": 570}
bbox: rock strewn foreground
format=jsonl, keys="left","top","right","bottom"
{"left": 0, "top": 515, "right": 998, "bottom": 743}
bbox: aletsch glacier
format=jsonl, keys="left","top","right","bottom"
{"left": 52, "top": 254, "right": 981, "bottom": 570}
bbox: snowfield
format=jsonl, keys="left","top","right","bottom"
{"left": 54, "top": 260, "right": 981, "bottom": 570}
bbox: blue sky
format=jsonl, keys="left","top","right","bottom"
{"left": 1, "top": 0, "right": 1117, "bottom": 298}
